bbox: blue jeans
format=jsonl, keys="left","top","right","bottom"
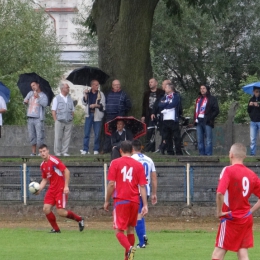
{"left": 83, "top": 113, "right": 102, "bottom": 152}
{"left": 196, "top": 119, "right": 213, "bottom": 155}
{"left": 250, "top": 121, "right": 260, "bottom": 155}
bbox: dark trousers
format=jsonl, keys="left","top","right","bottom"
{"left": 144, "top": 120, "right": 156, "bottom": 152}
{"left": 162, "top": 120, "right": 183, "bottom": 155}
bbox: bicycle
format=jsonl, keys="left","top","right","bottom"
{"left": 178, "top": 117, "right": 198, "bottom": 155}
{"left": 147, "top": 116, "right": 198, "bottom": 155}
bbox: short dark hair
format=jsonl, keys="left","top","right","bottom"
{"left": 253, "top": 87, "right": 260, "bottom": 91}
{"left": 132, "top": 139, "right": 142, "bottom": 152}
{"left": 120, "top": 140, "right": 132, "bottom": 153}
{"left": 39, "top": 144, "right": 48, "bottom": 150}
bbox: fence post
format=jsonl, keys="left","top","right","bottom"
{"left": 186, "top": 163, "right": 190, "bottom": 206}
{"left": 104, "top": 163, "right": 108, "bottom": 200}
{"left": 22, "top": 162, "right": 27, "bottom": 205}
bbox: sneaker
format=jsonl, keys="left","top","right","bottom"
{"left": 94, "top": 151, "right": 99, "bottom": 155}
{"left": 49, "top": 229, "right": 61, "bottom": 233}
{"left": 144, "top": 236, "right": 148, "bottom": 245}
{"left": 78, "top": 217, "right": 84, "bottom": 232}
{"left": 55, "top": 153, "right": 61, "bottom": 156}
{"left": 63, "top": 153, "right": 70, "bottom": 156}
{"left": 80, "top": 150, "right": 90, "bottom": 155}
{"left": 30, "top": 153, "right": 36, "bottom": 156}
{"left": 136, "top": 244, "right": 145, "bottom": 248}
{"left": 127, "top": 246, "right": 136, "bottom": 260}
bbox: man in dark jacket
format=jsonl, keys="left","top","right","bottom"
{"left": 111, "top": 119, "right": 133, "bottom": 160}
{"left": 158, "top": 83, "right": 183, "bottom": 155}
{"left": 102, "top": 79, "right": 132, "bottom": 153}
{"left": 193, "top": 84, "right": 219, "bottom": 156}
{"left": 247, "top": 87, "right": 260, "bottom": 155}
{"left": 141, "top": 78, "right": 164, "bottom": 152}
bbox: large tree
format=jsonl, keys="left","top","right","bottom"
{"left": 0, "top": 0, "right": 63, "bottom": 125}
{"left": 90, "top": 0, "right": 159, "bottom": 117}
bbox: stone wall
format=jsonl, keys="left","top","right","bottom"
{"left": 0, "top": 122, "right": 257, "bottom": 156}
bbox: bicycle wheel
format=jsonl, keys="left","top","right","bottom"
{"left": 182, "top": 129, "right": 198, "bottom": 155}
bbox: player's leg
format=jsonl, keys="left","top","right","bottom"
{"left": 113, "top": 200, "right": 133, "bottom": 259}
{"left": 135, "top": 197, "right": 145, "bottom": 248}
{"left": 55, "top": 192, "right": 84, "bottom": 231}
{"left": 237, "top": 248, "right": 249, "bottom": 260}
{"left": 211, "top": 247, "right": 227, "bottom": 260}
{"left": 43, "top": 203, "right": 60, "bottom": 232}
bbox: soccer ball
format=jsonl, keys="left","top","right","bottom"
{"left": 28, "top": 182, "right": 40, "bottom": 194}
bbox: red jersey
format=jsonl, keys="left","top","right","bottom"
{"left": 108, "top": 156, "right": 147, "bottom": 204}
{"left": 40, "top": 155, "right": 67, "bottom": 192}
{"left": 217, "top": 164, "right": 260, "bottom": 219}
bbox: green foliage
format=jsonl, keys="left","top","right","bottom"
{"left": 234, "top": 75, "right": 260, "bottom": 123}
{"left": 0, "top": 0, "right": 64, "bottom": 125}
{"left": 73, "top": 106, "right": 85, "bottom": 125}
{"left": 151, "top": 0, "right": 260, "bottom": 103}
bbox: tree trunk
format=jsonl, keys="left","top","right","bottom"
{"left": 92, "top": 0, "right": 159, "bottom": 118}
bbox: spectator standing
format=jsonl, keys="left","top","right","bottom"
{"left": 102, "top": 79, "right": 132, "bottom": 153}
{"left": 158, "top": 83, "right": 183, "bottom": 155}
{"left": 141, "top": 78, "right": 164, "bottom": 152}
{"left": 111, "top": 119, "right": 133, "bottom": 160}
{"left": 151, "top": 79, "right": 171, "bottom": 153}
{"left": 24, "top": 80, "right": 48, "bottom": 156}
{"left": 194, "top": 84, "right": 219, "bottom": 156}
{"left": 132, "top": 139, "right": 157, "bottom": 248}
{"left": 37, "top": 144, "right": 84, "bottom": 233}
{"left": 80, "top": 80, "right": 105, "bottom": 155}
{"left": 211, "top": 143, "right": 260, "bottom": 260}
{"left": 51, "top": 82, "right": 74, "bottom": 156}
{"left": 247, "top": 87, "right": 260, "bottom": 156}
{"left": 104, "top": 141, "right": 148, "bottom": 260}
{"left": 0, "top": 95, "right": 7, "bottom": 138}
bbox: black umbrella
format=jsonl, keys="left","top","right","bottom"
{"left": 66, "top": 66, "right": 109, "bottom": 86}
{"left": 17, "top": 73, "right": 54, "bottom": 106}
{"left": 105, "top": 116, "right": 147, "bottom": 139}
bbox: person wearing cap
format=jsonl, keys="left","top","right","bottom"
{"left": 193, "top": 84, "right": 219, "bottom": 156}
{"left": 248, "top": 87, "right": 260, "bottom": 156}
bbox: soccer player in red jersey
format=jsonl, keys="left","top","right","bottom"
{"left": 212, "top": 143, "right": 260, "bottom": 260}
{"left": 104, "top": 140, "right": 148, "bottom": 260}
{"left": 36, "top": 144, "right": 84, "bottom": 233}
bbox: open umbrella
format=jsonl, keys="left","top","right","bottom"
{"left": 17, "top": 73, "right": 54, "bottom": 106}
{"left": 105, "top": 116, "right": 147, "bottom": 140}
{"left": 66, "top": 66, "right": 109, "bottom": 86}
{"left": 242, "top": 82, "right": 260, "bottom": 95}
{"left": 0, "top": 82, "right": 10, "bottom": 103}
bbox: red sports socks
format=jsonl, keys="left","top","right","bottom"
{"left": 116, "top": 232, "right": 131, "bottom": 251}
{"left": 127, "top": 234, "right": 135, "bottom": 246}
{"left": 66, "top": 210, "right": 82, "bottom": 222}
{"left": 46, "top": 212, "right": 60, "bottom": 231}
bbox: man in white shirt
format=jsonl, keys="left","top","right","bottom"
{"left": 0, "top": 95, "right": 7, "bottom": 138}
{"left": 51, "top": 82, "right": 74, "bottom": 156}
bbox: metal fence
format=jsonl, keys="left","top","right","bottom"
{"left": 1, "top": 164, "right": 260, "bottom": 203}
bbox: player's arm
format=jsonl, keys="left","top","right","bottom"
{"left": 151, "top": 171, "right": 157, "bottom": 205}
{"left": 104, "top": 181, "right": 115, "bottom": 211}
{"left": 63, "top": 168, "right": 70, "bottom": 194}
{"left": 216, "top": 192, "right": 230, "bottom": 217}
{"left": 36, "top": 178, "right": 48, "bottom": 195}
{"left": 250, "top": 199, "right": 260, "bottom": 214}
{"left": 140, "top": 185, "right": 148, "bottom": 216}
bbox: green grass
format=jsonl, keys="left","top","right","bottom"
{"left": 1, "top": 228, "right": 260, "bottom": 260}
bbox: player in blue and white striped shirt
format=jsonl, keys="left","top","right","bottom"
{"left": 132, "top": 139, "right": 157, "bottom": 248}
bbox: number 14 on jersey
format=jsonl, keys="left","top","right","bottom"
{"left": 121, "top": 166, "right": 133, "bottom": 182}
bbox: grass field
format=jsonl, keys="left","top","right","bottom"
{"left": 1, "top": 227, "right": 260, "bottom": 260}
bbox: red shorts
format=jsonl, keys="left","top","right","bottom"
{"left": 215, "top": 214, "right": 253, "bottom": 252}
{"left": 44, "top": 189, "right": 68, "bottom": 209}
{"left": 113, "top": 199, "right": 139, "bottom": 230}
